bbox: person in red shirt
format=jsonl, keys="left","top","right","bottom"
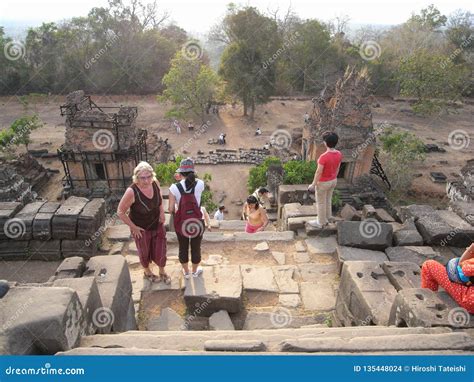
{"left": 308, "top": 132, "right": 343, "bottom": 228}
{"left": 421, "top": 243, "right": 474, "bottom": 314}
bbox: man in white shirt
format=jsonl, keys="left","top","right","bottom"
{"left": 214, "top": 205, "right": 225, "bottom": 221}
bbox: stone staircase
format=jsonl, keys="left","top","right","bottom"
{"left": 60, "top": 326, "right": 474, "bottom": 354}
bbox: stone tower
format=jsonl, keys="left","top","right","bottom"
{"left": 302, "top": 67, "right": 375, "bottom": 184}
{"left": 58, "top": 91, "right": 147, "bottom": 198}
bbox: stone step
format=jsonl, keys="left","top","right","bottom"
{"left": 60, "top": 347, "right": 471, "bottom": 355}
{"left": 279, "top": 332, "right": 474, "bottom": 353}
{"left": 166, "top": 231, "right": 295, "bottom": 243}
{"left": 76, "top": 327, "right": 453, "bottom": 353}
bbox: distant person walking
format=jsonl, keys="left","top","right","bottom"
{"left": 117, "top": 162, "right": 170, "bottom": 284}
{"left": 308, "top": 132, "right": 342, "bottom": 228}
{"left": 174, "top": 119, "right": 181, "bottom": 134}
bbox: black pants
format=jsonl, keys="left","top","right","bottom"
{"left": 177, "top": 232, "right": 203, "bottom": 265}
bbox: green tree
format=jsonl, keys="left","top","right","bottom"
{"left": 282, "top": 19, "right": 337, "bottom": 93}
{"left": 398, "top": 49, "right": 469, "bottom": 114}
{"left": 0, "top": 115, "right": 42, "bottom": 152}
{"left": 161, "top": 52, "right": 221, "bottom": 121}
{"left": 378, "top": 127, "right": 425, "bottom": 197}
{"left": 216, "top": 7, "right": 280, "bottom": 118}
{"left": 409, "top": 4, "right": 447, "bottom": 30}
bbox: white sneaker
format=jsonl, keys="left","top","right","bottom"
{"left": 182, "top": 269, "right": 190, "bottom": 280}
{"left": 192, "top": 266, "right": 203, "bottom": 278}
{"left": 308, "top": 220, "right": 322, "bottom": 228}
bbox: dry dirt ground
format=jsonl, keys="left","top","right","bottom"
{"left": 0, "top": 95, "right": 472, "bottom": 217}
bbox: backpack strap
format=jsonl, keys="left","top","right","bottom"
{"left": 176, "top": 182, "right": 196, "bottom": 195}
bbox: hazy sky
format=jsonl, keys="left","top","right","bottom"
{"left": 1, "top": 0, "right": 472, "bottom": 34}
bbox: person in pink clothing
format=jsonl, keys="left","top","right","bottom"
{"left": 422, "top": 243, "right": 474, "bottom": 314}
{"left": 308, "top": 132, "right": 343, "bottom": 228}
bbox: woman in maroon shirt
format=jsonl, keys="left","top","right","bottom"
{"left": 117, "top": 162, "right": 169, "bottom": 284}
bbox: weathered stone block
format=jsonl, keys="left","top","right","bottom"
{"left": 28, "top": 239, "right": 62, "bottom": 260}
{"left": 0, "top": 240, "right": 29, "bottom": 260}
{"left": 62, "top": 239, "right": 98, "bottom": 259}
{"left": 300, "top": 282, "right": 336, "bottom": 311}
{"left": 146, "top": 308, "right": 184, "bottom": 331}
{"left": 106, "top": 224, "right": 131, "bottom": 242}
{"left": 241, "top": 265, "right": 278, "bottom": 292}
{"left": 10, "top": 202, "right": 45, "bottom": 241}
{"left": 53, "top": 276, "right": 103, "bottom": 335}
{"left": 32, "top": 202, "right": 60, "bottom": 240}
{"left": 272, "top": 265, "right": 299, "bottom": 294}
{"left": 0, "top": 202, "right": 23, "bottom": 240}
{"left": 381, "top": 261, "right": 421, "bottom": 291}
{"left": 337, "top": 261, "right": 398, "bottom": 325}
{"left": 385, "top": 246, "right": 443, "bottom": 267}
{"left": 84, "top": 255, "right": 134, "bottom": 333}
{"left": 77, "top": 198, "right": 106, "bottom": 240}
{"left": 337, "top": 221, "right": 393, "bottom": 250}
{"left": 183, "top": 265, "right": 243, "bottom": 316}
{"left": 336, "top": 245, "right": 388, "bottom": 274}
{"left": 393, "top": 217, "right": 423, "bottom": 246}
{"left": 389, "top": 288, "right": 474, "bottom": 328}
{"left": 0, "top": 286, "right": 83, "bottom": 354}
{"left": 362, "top": 204, "right": 376, "bottom": 219}
{"left": 53, "top": 257, "right": 86, "bottom": 279}
{"left": 209, "top": 310, "right": 235, "bottom": 330}
{"left": 340, "top": 203, "right": 361, "bottom": 221}
{"left": 243, "top": 311, "right": 320, "bottom": 330}
{"left": 52, "top": 196, "right": 89, "bottom": 240}
{"left": 374, "top": 208, "right": 396, "bottom": 223}
{"left": 305, "top": 236, "right": 337, "bottom": 255}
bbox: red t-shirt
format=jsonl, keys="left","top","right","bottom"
{"left": 317, "top": 150, "right": 343, "bottom": 182}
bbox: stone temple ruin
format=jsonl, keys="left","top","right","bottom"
{"left": 58, "top": 91, "right": 148, "bottom": 199}
{"left": 0, "top": 154, "right": 51, "bottom": 204}
{"left": 302, "top": 67, "right": 389, "bottom": 189}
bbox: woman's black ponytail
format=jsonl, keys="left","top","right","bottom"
{"left": 182, "top": 171, "right": 196, "bottom": 190}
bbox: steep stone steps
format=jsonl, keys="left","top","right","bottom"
{"left": 60, "top": 326, "right": 474, "bottom": 354}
